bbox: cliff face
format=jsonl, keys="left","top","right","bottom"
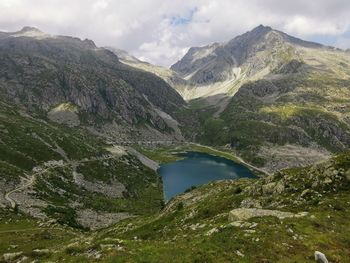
{"left": 0, "top": 27, "right": 185, "bottom": 140}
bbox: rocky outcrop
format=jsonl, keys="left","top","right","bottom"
{"left": 76, "top": 209, "right": 132, "bottom": 230}
{"left": 228, "top": 208, "right": 307, "bottom": 221}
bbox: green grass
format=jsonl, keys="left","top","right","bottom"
{"left": 1, "top": 150, "right": 349, "bottom": 262}
{"left": 133, "top": 145, "right": 183, "bottom": 164}
{"left": 0, "top": 209, "right": 79, "bottom": 258}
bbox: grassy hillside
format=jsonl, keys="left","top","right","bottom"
{"left": 1, "top": 151, "right": 347, "bottom": 262}
{"left": 0, "top": 101, "right": 163, "bottom": 229}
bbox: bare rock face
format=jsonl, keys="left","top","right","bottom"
{"left": 0, "top": 27, "right": 185, "bottom": 140}
{"left": 48, "top": 103, "right": 80, "bottom": 127}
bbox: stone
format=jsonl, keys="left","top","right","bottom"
{"left": 205, "top": 227, "right": 219, "bottom": 236}
{"left": 236, "top": 250, "right": 244, "bottom": 257}
{"left": 240, "top": 198, "right": 262, "bottom": 208}
{"left": 228, "top": 208, "right": 308, "bottom": 221}
{"left": 345, "top": 169, "right": 350, "bottom": 181}
{"left": 100, "top": 244, "right": 115, "bottom": 250}
{"left": 301, "top": 189, "right": 310, "bottom": 198}
{"left": 2, "top": 252, "right": 23, "bottom": 261}
{"left": 32, "top": 249, "right": 51, "bottom": 255}
{"left": 314, "top": 251, "right": 328, "bottom": 263}
{"left": 229, "top": 221, "right": 242, "bottom": 227}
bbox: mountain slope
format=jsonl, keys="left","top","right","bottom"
{"left": 174, "top": 25, "right": 350, "bottom": 172}
{"left": 0, "top": 27, "right": 185, "bottom": 141}
{"left": 2, "top": 150, "right": 349, "bottom": 262}
{"left": 106, "top": 47, "right": 188, "bottom": 96}
{"left": 171, "top": 25, "right": 322, "bottom": 84}
{"left": 0, "top": 100, "right": 163, "bottom": 229}
{"left": 0, "top": 27, "right": 183, "bottom": 230}
{"left": 170, "top": 25, "right": 327, "bottom": 101}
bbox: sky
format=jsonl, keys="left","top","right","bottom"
{"left": 1, "top": 0, "right": 350, "bottom": 67}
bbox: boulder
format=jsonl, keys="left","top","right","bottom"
{"left": 228, "top": 208, "right": 307, "bottom": 221}
{"left": 314, "top": 251, "right": 328, "bottom": 263}
{"left": 2, "top": 252, "right": 23, "bottom": 262}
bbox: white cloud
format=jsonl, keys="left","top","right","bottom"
{"left": 283, "top": 16, "right": 346, "bottom": 36}
{"left": 0, "top": 0, "right": 350, "bottom": 66}
{"left": 335, "top": 36, "right": 350, "bottom": 50}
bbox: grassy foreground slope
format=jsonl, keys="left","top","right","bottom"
{"left": 5, "top": 151, "right": 346, "bottom": 262}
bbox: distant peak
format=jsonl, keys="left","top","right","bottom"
{"left": 11, "top": 26, "right": 49, "bottom": 39}
{"left": 252, "top": 24, "right": 272, "bottom": 32}
{"left": 19, "top": 26, "right": 42, "bottom": 33}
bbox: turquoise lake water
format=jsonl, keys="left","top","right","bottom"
{"left": 158, "top": 151, "right": 256, "bottom": 201}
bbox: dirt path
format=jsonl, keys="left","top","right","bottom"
{"left": 4, "top": 155, "right": 119, "bottom": 209}
{"left": 4, "top": 164, "right": 67, "bottom": 209}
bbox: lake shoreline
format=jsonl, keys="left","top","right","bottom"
{"left": 158, "top": 151, "right": 257, "bottom": 201}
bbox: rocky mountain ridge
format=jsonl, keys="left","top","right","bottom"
{"left": 0, "top": 27, "right": 185, "bottom": 141}
{"left": 171, "top": 25, "right": 325, "bottom": 84}
{"left": 169, "top": 25, "right": 338, "bottom": 103}
{"left": 170, "top": 25, "right": 350, "bottom": 172}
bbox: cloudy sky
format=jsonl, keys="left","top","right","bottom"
{"left": 1, "top": 0, "right": 350, "bottom": 66}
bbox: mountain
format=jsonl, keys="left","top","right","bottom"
{"left": 170, "top": 25, "right": 327, "bottom": 101}
{"left": 0, "top": 27, "right": 185, "bottom": 141}
{"left": 106, "top": 47, "right": 188, "bottom": 96}
{"left": 0, "top": 27, "right": 186, "bottom": 230}
{"left": 0, "top": 24, "right": 350, "bottom": 262}
{"left": 171, "top": 25, "right": 322, "bottom": 84}
{"left": 174, "top": 25, "right": 350, "bottom": 172}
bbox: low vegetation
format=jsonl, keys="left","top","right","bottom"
{"left": 1, "top": 151, "right": 346, "bottom": 262}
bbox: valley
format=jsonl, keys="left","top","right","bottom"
{"left": 0, "top": 24, "right": 349, "bottom": 262}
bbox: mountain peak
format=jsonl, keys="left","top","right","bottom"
{"left": 11, "top": 26, "right": 49, "bottom": 39}
{"left": 253, "top": 24, "right": 272, "bottom": 32}
{"left": 19, "top": 26, "right": 42, "bottom": 33}
{"left": 241, "top": 24, "right": 273, "bottom": 40}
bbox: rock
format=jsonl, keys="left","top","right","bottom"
{"left": 9, "top": 245, "right": 18, "bottom": 249}
{"left": 205, "top": 227, "right": 219, "bottom": 236}
{"left": 229, "top": 221, "right": 242, "bottom": 227}
{"left": 345, "top": 169, "right": 350, "bottom": 181}
{"left": 17, "top": 256, "right": 28, "bottom": 263}
{"left": 32, "top": 248, "right": 51, "bottom": 255}
{"left": 100, "top": 244, "right": 115, "bottom": 250}
{"left": 236, "top": 250, "right": 245, "bottom": 257}
{"left": 301, "top": 189, "right": 310, "bottom": 198}
{"left": 228, "top": 208, "right": 307, "bottom": 221}
{"left": 314, "top": 251, "right": 328, "bottom": 263}
{"left": 2, "top": 251, "right": 23, "bottom": 262}
{"left": 240, "top": 198, "right": 262, "bottom": 208}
